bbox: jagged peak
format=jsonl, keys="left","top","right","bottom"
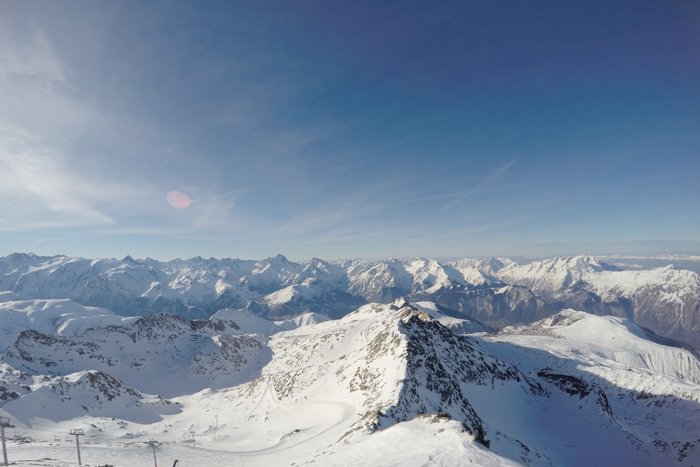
{"left": 308, "top": 257, "right": 329, "bottom": 265}
{"left": 390, "top": 297, "right": 411, "bottom": 310}
{"left": 267, "top": 254, "right": 290, "bottom": 263}
{"left": 134, "top": 311, "right": 191, "bottom": 325}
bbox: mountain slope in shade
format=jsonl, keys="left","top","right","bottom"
{"left": 486, "top": 309, "right": 700, "bottom": 465}
{"left": 411, "top": 300, "right": 496, "bottom": 334}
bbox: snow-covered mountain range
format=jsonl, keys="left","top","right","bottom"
{"left": 1, "top": 253, "right": 700, "bottom": 465}
{"left": 0, "top": 299, "right": 699, "bottom": 466}
{"left": 1, "top": 253, "right": 699, "bottom": 347}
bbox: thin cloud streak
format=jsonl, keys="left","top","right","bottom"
{"left": 239, "top": 212, "right": 348, "bottom": 240}
{"left": 397, "top": 221, "right": 519, "bottom": 247}
{"left": 0, "top": 25, "right": 65, "bottom": 83}
{"left": 439, "top": 158, "right": 519, "bottom": 212}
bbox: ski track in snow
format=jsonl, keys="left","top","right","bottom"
{"left": 232, "top": 393, "right": 355, "bottom": 456}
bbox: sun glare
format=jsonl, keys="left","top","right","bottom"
{"left": 167, "top": 190, "right": 191, "bottom": 209}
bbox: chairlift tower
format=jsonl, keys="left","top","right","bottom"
{"left": 0, "top": 417, "right": 15, "bottom": 467}
{"left": 146, "top": 439, "right": 160, "bottom": 467}
{"left": 69, "top": 429, "right": 84, "bottom": 465}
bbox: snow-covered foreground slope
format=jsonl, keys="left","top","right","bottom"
{"left": 2, "top": 300, "right": 699, "bottom": 466}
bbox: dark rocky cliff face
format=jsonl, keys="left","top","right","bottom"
{"left": 376, "top": 310, "right": 545, "bottom": 448}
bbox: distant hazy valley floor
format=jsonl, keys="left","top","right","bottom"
{"left": 1, "top": 254, "right": 699, "bottom": 466}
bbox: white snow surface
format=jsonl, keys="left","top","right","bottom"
{"left": 495, "top": 310, "right": 700, "bottom": 387}
{"left": 210, "top": 307, "right": 329, "bottom": 334}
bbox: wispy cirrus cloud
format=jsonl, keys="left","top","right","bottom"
{"left": 0, "top": 17, "right": 119, "bottom": 228}
{"left": 0, "top": 19, "right": 89, "bottom": 134}
{"left": 0, "top": 27, "right": 65, "bottom": 83}
{"left": 0, "top": 125, "right": 115, "bottom": 226}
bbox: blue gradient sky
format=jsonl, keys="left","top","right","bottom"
{"left": 1, "top": 1, "right": 698, "bottom": 261}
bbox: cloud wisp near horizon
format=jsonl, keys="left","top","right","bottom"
{"left": 0, "top": 1, "right": 698, "bottom": 261}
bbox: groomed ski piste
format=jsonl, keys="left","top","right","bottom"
{"left": 1, "top": 298, "right": 699, "bottom": 466}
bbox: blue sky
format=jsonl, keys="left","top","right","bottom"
{"left": 0, "top": 1, "right": 698, "bottom": 261}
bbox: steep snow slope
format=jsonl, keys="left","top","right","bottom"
{"left": 411, "top": 300, "right": 495, "bottom": 334}
{"left": 152, "top": 300, "right": 562, "bottom": 465}
{"left": 495, "top": 255, "right": 615, "bottom": 298}
{"left": 0, "top": 291, "right": 20, "bottom": 302}
{"left": 404, "top": 258, "right": 472, "bottom": 293}
{"left": 1, "top": 368, "right": 181, "bottom": 425}
{"left": 346, "top": 259, "right": 414, "bottom": 302}
{"left": 590, "top": 266, "right": 700, "bottom": 347}
{"left": 495, "top": 309, "right": 700, "bottom": 392}
{"left": 345, "top": 257, "right": 502, "bottom": 301}
{"left": 449, "top": 257, "right": 513, "bottom": 282}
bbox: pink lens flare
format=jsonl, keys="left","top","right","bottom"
{"left": 167, "top": 191, "right": 191, "bottom": 209}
